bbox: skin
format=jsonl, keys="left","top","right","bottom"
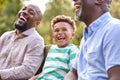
{"left": 64, "top": 68, "right": 78, "bottom": 80}
{"left": 28, "top": 73, "right": 41, "bottom": 80}
{"left": 28, "top": 22, "right": 75, "bottom": 80}
{"left": 52, "top": 22, "right": 74, "bottom": 48}
{"left": 14, "top": 4, "right": 42, "bottom": 34}
{"left": 74, "top": 0, "right": 109, "bottom": 26}
{"left": 64, "top": 0, "right": 120, "bottom": 80}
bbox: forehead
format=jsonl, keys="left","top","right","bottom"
{"left": 55, "top": 21, "right": 71, "bottom": 26}
{"left": 54, "top": 22, "right": 72, "bottom": 29}
{"left": 22, "top": 4, "right": 41, "bottom": 13}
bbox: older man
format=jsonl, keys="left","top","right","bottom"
{"left": 64, "top": 0, "right": 120, "bottom": 80}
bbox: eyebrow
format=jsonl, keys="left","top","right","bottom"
{"left": 73, "top": 0, "right": 78, "bottom": 1}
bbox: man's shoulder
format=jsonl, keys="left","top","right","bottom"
{"left": 27, "top": 31, "right": 44, "bottom": 43}
{"left": 111, "top": 18, "right": 120, "bottom": 25}
{"left": 1, "top": 30, "right": 15, "bottom": 38}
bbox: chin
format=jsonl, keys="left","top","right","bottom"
{"left": 75, "top": 14, "right": 81, "bottom": 20}
{"left": 75, "top": 11, "right": 82, "bottom": 21}
{"left": 14, "top": 22, "right": 27, "bottom": 31}
{"left": 58, "top": 44, "right": 67, "bottom": 48}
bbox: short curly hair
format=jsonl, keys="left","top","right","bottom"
{"left": 51, "top": 15, "right": 76, "bottom": 32}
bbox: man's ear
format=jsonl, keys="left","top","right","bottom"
{"left": 36, "top": 21, "right": 40, "bottom": 26}
{"left": 95, "top": 0, "right": 104, "bottom": 5}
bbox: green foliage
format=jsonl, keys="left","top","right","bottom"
{"left": 5, "top": 0, "right": 21, "bottom": 16}
{"left": 72, "top": 21, "right": 84, "bottom": 45}
{"left": 0, "top": 0, "right": 120, "bottom": 46}
{"left": 43, "top": 0, "right": 75, "bottom": 22}
{"left": 0, "top": 0, "right": 22, "bottom": 36}
{"left": 37, "top": 0, "right": 83, "bottom": 46}
{"left": 37, "top": 22, "right": 52, "bottom": 45}
{"left": 37, "top": 0, "right": 120, "bottom": 46}
{"left": 110, "top": 0, "right": 120, "bottom": 19}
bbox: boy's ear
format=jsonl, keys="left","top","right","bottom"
{"left": 71, "top": 32, "right": 75, "bottom": 39}
{"left": 52, "top": 34, "right": 55, "bottom": 41}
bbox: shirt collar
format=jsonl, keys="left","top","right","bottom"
{"left": 22, "top": 27, "right": 36, "bottom": 36}
{"left": 85, "top": 12, "right": 112, "bottom": 36}
{"left": 14, "top": 28, "right": 36, "bottom": 39}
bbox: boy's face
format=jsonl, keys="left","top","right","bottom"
{"left": 52, "top": 22, "right": 74, "bottom": 48}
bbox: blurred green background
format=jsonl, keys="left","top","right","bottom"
{"left": 0, "top": 0, "right": 120, "bottom": 46}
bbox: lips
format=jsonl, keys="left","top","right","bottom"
{"left": 57, "top": 36, "right": 65, "bottom": 42}
{"left": 58, "top": 37, "right": 65, "bottom": 40}
{"left": 75, "top": 4, "right": 81, "bottom": 9}
{"left": 19, "top": 16, "right": 27, "bottom": 22}
{"left": 74, "top": 4, "right": 81, "bottom": 15}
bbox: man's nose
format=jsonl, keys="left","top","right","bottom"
{"left": 21, "top": 10, "right": 28, "bottom": 16}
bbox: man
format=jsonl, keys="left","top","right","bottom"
{"left": 64, "top": 0, "right": 120, "bottom": 80}
{"left": 0, "top": 4, "right": 44, "bottom": 80}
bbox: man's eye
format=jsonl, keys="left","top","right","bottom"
{"left": 29, "top": 11, "right": 34, "bottom": 15}
{"left": 22, "top": 7, "right": 26, "bottom": 10}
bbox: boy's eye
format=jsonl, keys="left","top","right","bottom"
{"left": 54, "top": 28, "right": 67, "bottom": 32}
{"left": 54, "top": 29, "right": 59, "bottom": 32}
{"left": 62, "top": 28, "right": 67, "bottom": 31}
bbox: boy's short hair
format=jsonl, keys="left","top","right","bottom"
{"left": 51, "top": 15, "right": 76, "bottom": 32}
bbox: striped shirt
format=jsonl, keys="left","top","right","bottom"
{"left": 37, "top": 43, "right": 79, "bottom": 80}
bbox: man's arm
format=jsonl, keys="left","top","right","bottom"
{"left": 0, "top": 39, "right": 44, "bottom": 80}
{"left": 29, "top": 73, "right": 41, "bottom": 80}
{"left": 108, "top": 65, "right": 120, "bottom": 80}
{"left": 64, "top": 68, "right": 78, "bottom": 80}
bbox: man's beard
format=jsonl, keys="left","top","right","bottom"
{"left": 75, "top": 9, "right": 82, "bottom": 21}
{"left": 14, "top": 23, "right": 27, "bottom": 31}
